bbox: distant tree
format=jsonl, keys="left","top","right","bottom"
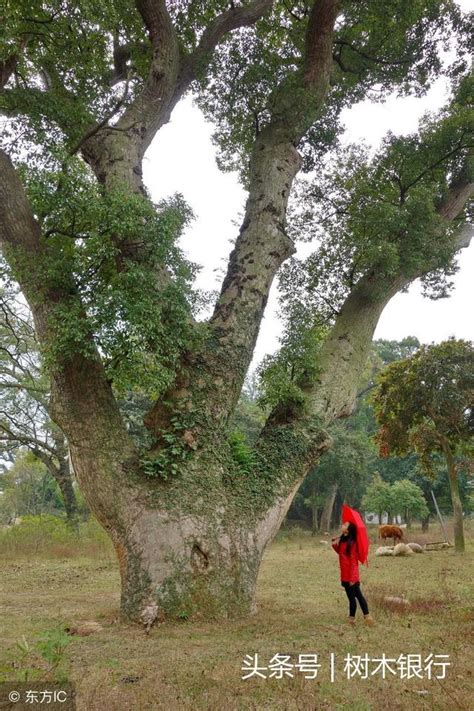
{"left": 230, "top": 378, "right": 266, "bottom": 446}
{"left": 288, "top": 424, "right": 373, "bottom": 532}
{"left": 361, "top": 474, "right": 393, "bottom": 524}
{"left": 0, "top": 450, "right": 62, "bottom": 523}
{"left": 373, "top": 337, "right": 421, "bottom": 365}
{"left": 390, "top": 479, "right": 429, "bottom": 528}
{"left": 372, "top": 339, "right": 474, "bottom": 552}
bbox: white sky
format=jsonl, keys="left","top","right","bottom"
{"left": 143, "top": 4, "right": 473, "bottom": 372}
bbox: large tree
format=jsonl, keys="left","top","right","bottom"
{"left": 372, "top": 339, "right": 474, "bottom": 551}
{"left": 0, "top": 1, "right": 472, "bottom": 625}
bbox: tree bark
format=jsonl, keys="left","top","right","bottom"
{"left": 310, "top": 480, "right": 319, "bottom": 536}
{"left": 421, "top": 513, "right": 430, "bottom": 532}
{"left": 32, "top": 444, "right": 78, "bottom": 524}
{"left": 442, "top": 441, "right": 465, "bottom": 552}
{"left": 320, "top": 483, "right": 338, "bottom": 532}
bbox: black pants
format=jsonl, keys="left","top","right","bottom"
{"left": 341, "top": 582, "right": 369, "bottom": 617}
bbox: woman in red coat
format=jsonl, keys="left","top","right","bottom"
{"left": 332, "top": 521, "right": 374, "bottom": 625}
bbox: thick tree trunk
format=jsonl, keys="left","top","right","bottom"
{"left": 442, "top": 442, "right": 465, "bottom": 552}
{"left": 89, "top": 443, "right": 322, "bottom": 623}
{"left": 421, "top": 514, "right": 430, "bottom": 532}
{"left": 116, "top": 495, "right": 262, "bottom": 621}
{"left": 320, "top": 483, "right": 338, "bottom": 532}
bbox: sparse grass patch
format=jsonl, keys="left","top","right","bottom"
{"left": 369, "top": 583, "right": 449, "bottom": 615}
{"left": 1, "top": 519, "right": 472, "bottom": 710}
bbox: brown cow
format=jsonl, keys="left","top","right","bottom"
{"left": 378, "top": 525, "right": 405, "bottom": 545}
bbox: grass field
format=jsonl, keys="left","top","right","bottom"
{"left": 0, "top": 517, "right": 473, "bottom": 710}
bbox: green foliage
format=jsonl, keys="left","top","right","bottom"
{"left": 282, "top": 84, "right": 473, "bottom": 320}
{"left": 1, "top": 0, "right": 473, "bottom": 514}
{"left": 139, "top": 410, "right": 199, "bottom": 480}
{"left": 228, "top": 430, "right": 257, "bottom": 475}
{"left": 3, "top": 626, "right": 71, "bottom": 683}
{"left": 229, "top": 388, "right": 266, "bottom": 445}
{"left": 13, "top": 157, "right": 199, "bottom": 395}
{"left": 286, "top": 337, "right": 471, "bottom": 527}
{"left": 1, "top": 0, "right": 214, "bottom": 400}
{"left": 257, "top": 305, "right": 329, "bottom": 412}
{"left": 307, "top": 424, "right": 374, "bottom": 504}
{"left": 196, "top": 0, "right": 468, "bottom": 175}
{"left": 1, "top": 0, "right": 151, "bottom": 155}
{"left": 371, "top": 338, "right": 474, "bottom": 473}
{"left": 0, "top": 452, "right": 63, "bottom": 523}
{"left": 374, "top": 337, "right": 421, "bottom": 365}
{"left": 361, "top": 473, "right": 394, "bottom": 518}
{"left": 34, "top": 627, "right": 71, "bottom": 679}
{"left": 0, "top": 513, "right": 113, "bottom": 559}
{"left": 390, "top": 479, "right": 429, "bottom": 520}
{"left": 362, "top": 475, "right": 428, "bottom": 522}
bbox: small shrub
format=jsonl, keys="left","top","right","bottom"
{"left": 2, "top": 626, "right": 71, "bottom": 683}
{"left": 370, "top": 583, "right": 448, "bottom": 615}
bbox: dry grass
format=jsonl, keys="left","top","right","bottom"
{"left": 0, "top": 520, "right": 473, "bottom": 710}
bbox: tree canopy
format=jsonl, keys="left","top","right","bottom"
{"left": 372, "top": 338, "right": 474, "bottom": 550}
{"left": 372, "top": 339, "right": 474, "bottom": 469}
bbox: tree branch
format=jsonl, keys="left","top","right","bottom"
{"left": 333, "top": 39, "right": 413, "bottom": 68}
{"left": 135, "top": 0, "right": 174, "bottom": 45}
{"left": 185, "top": 0, "right": 339, "bottom": 418}
{"left": 402, "top": 135, "right": 472, "bottom": 195}
{"left": 304, "top": 0, "right": 340, "bottom": 88}
{"left": 0, "top": 149, "right": 42, "bottom": 254}
{"left": 176, "top": 0, "right": 273, "bottom": 94}
{"left": 0, "top": 53, "right": 19, "bottom": 91}
{"left": 264, "top": 176, "right": 473, "bottom": 435}
{"left": 249, "top": 200, "right": 473, "bottom": 530}
{"left": 0, "top": 420, "right": 57, "bottom": 458}
{"left": 82, "top": 0, "right": 273, "bottom": 186}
